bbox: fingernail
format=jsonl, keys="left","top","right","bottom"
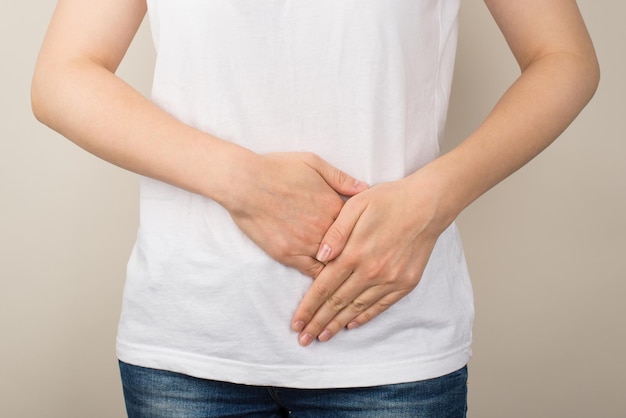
{"left": 292, "top": 320, "right": 305, "bottom": 332}
{"left": 354, "top": 180, "right": 369, "bottom": 191}
{"left": 299, "top": 333, "right": 314, "bottom": 347}
{"left": 316, "top": 244, "right": 331, "bottom": 263}
{"left": 347, "top": 321, "right": 360, "bottom": 330}
{"left": 318, "top": 330, "right": 332, "bottom": 342}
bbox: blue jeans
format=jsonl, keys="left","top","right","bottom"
{"left": 119, "top": 361, "right": 467, "bottom": 418}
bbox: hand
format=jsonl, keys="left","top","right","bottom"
{"left": 226, "top": 152, "right": 368, "bottom": 278}
{"left": 291, "top": 176, "right": 451, "bottom": 346}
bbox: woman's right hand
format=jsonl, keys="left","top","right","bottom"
{"left": 30, "top": 1, "right": 367, "bottom": 280}
{"left": 224, "top": 152, "right": 367, "bottom": 279}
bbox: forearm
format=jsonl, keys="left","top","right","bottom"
{"left": 31, "top": 58, "right": 254, "bottom": 209}
{"left": 31, "top": 48, "right": 369, "bottom": 279}
{"left": 415, "top": 49, "right": 600, "bottom": 229}
{"left": 292, "top": 43, "right": 600, "bottom": 344}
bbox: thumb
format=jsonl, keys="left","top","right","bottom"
{"left": 310, "top": 156, "right": 368, "bottom": 197}
{"left": 315, "top": 199, "right": 365, "bottom": 263}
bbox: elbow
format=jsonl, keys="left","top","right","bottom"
{"left": 585, "top": 55, "right": 601, "bottom": 103}
{"left": 30, "top": 80, "right": 45, "bottom": 124}
{"left": 565, "top": 52, "right": 601, "bottom": 116}
{"left": 521, "top": 43, "right": 601, "bottom": 108}
{"left": 31, "top": 62, "right": 66, "bottom": 129}
{"left": 574, "top": 42, "right": 601, "bottom": 105}
{"left": 30, "top": 68, "right": 51, "bottom": 126}
{"left": 553, "top": 50, "right": 600, "bottom": 109}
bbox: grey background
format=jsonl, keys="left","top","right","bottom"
{"left": 1, "top": 1, "right": 624, "bottom": 417}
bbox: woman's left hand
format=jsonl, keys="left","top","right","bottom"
{"left": 290, "top": 174, "right": 451, "bottom": 346}
{"left": 291, "top": 0, "right": 600, "bottom": 348}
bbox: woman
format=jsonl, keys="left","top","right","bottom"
{"left": 32, "top": 0, "right": 598, "bottom": 416}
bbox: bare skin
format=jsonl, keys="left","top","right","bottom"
{"left": 32, "top": 0, "right": 599, "bottom": 348}
{"left": 31, "top": 0, "right": 368, "bottom": 280}
{"left": 291, "top": 0, "right": 600, "bottom": 345}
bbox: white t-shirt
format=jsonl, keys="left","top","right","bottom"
{"left": 117, "top": 0, "right": 473, "bottom": 389}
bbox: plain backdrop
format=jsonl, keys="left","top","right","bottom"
{"left": 1, "top": 1, "right": 624, "bottom": 417}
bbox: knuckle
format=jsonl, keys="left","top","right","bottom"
{"left": 341, "top": 250, "right": 362, "bottom": 267}
{"left": 354, "top": 298, "right": 397, "bottom": 327}
{"left": 325, "top": 226, "right": 347, "bottom": 245}
{"left": 350, "top": 298, "right": 367, "bottom": 314}
{"left": 326, "top": 294, "right": 347, "bottom": 312}
{"left": 377, "top": 299, "right": 394, "bottom": 311}
{"left": 270, "top": 236, "right": 291, "bottom": 259}
{"left": 308, "top": 319, "right": 327, "bottom": 333}
{"left": 304, "top": 262, "right": 324, "bottom": 279}
{"left": 361, "top": 259, "right": 386, "bottom": 279}
{"left": 334, "top": 169, "right": 349, "bottom": 186}
{"left": 312, "top": 283, "right": 332, "bottom": 300}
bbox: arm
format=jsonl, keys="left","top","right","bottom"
{"left": 32, "top": 0, "right": 367, "bottom": 278}
{"left": 292, "top": 0, "right": 600, "bottom": 346}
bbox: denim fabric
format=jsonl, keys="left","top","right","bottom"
{"left": 119, "top": 361, "right": 467, "bottom": 418}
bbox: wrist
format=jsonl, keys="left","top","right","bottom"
{"left": 206, "top": 144, "right": 262, "bottom": 213}
{"left": 404, "top": 159, "right": 468, "bottom": 233}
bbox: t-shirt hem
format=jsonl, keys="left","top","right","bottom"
{"left": 116, "top": 337, "right": 472, "bottom": 389}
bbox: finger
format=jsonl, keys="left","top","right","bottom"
{"left": 308, "top": 284, "right": 385, "bottom": 343}
{"left": 290, "top": 261, "right": 354, "bottom": 335}
{"left": 315, "top": 198, "right": 365, "bottom": 263}
{"left": 315, "top": 290, "right": 408, "bottom": 344}
{"left": 345, "top": 291, "right": 408, "bottom": 331}
{"left": 291, "top": 255, "right": 326, "bottom": 279}
{"left": 296, "top": 273, "right": 371, "bottom": 346}
{"left": 307, "top": 154, "right": 368, "bottom": 197}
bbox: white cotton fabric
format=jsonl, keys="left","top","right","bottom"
{"left": 117, "top": 0, "right": 473, "bottom": 389}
